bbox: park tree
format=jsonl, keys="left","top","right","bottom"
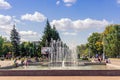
{"left": 40, "top": 19, "right": 52, "bottom": 47}
{"left": 40, "top": 19, "right": 60, "bottom": 47}
{"left": 51, "top": 25, "right": 60, "bottom": 41}
{"left": 87, "top": 32, "right": 103, "bottom": 56}
{"left": 103, "top": 25, "right": 120, "bottom": 58}
{"left": 38, "top": 19, "right": 61, "bottom": 57}
{"left": 10, "top": 25, "right": 20, "bottom": 57}
{"left": 20, "top": 41, "right": 39, "bottom": 57}
{"left": 77, "top": 44, "right": 89, "bottom": 58}
{"left": 20, "top": 42, "right": 34, "bottom": 57}
{"left": 0, "top": 36, "right": 4, "bottom": 56}
{"left": 0, "top": 37, "right": 13, "bottom": 56}
{"left": 36, "top": 43, "right": 42, "bottom": 57}
{"left": 2, "top": 41, "right": 12, "bottom": 56}
{"left": 20, "top": 42, "right": 26, "bottom": 57}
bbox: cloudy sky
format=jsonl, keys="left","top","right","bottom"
{"left": 0, "top": 0, "right": 120, "bottom": 48}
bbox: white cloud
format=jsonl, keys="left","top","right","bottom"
{"left": 0, "top": 14, "right": 13, "bottom": 34}
{"left": 65, "top": 3, "right": 72, "bottom": 7}
{"left": 0, "top": 15, "right": 12, "bottom": 25}
{"left": 19, "top": 31, "right": 39, "bottom": 36}
{"left": 63, "top": 0, "right": 77, "bottom": 7}
{"left": 0, "top": 0, "right": 11, "bottom": 9}
{"left": 20, "top": 38, "right": 28, "bottom": 42}
{"left": 117, "top": 0, "right": 120, "bottom": 4}
{"left": 51, "top": 18, "right": 73, "bottom": 31}
{"left": 63, "top": 0, "right": 76, "bottom": 3}
{"left": 62, "top": 32, "right": 77, "bottom": 36}
{"left": 51, "top": 18, "right": 110, "bottom": 31}
{"left": 0, "top": 14, "right": 21, "bottom": 41}
{"left": 21, "top": 11, "right": 46, "bottom": 22}
{"left": 0, "top": 14, "right": 41, "bottom": 42}
{"left": 19, "top": 30, "right": 41, "bottom": 42}
{"left": 56, "top": 0, "right": 60, "bottom": 5}
{"left": 0, "top": 14, "right": 22, "bottom": 35}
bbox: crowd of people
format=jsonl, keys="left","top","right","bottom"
{"left": 91, "top": 55, "right": 110, "bottom": 63}
{"left": 13, "top": 57, "right": 40, "bottom": 67}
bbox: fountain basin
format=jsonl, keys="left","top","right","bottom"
{"left": 84, "top": 62, "right": 106, "bottom": 65}
{"left": 0, "top": 70, "right": 120, "bottom": 76}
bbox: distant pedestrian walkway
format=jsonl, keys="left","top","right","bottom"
{"left": 0, "top": 60, "right": 21, "bottom": 67}
{"left": 107, "top": 58, "right": 120, "bottom": 68}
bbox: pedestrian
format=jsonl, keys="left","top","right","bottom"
{"left": 14, "top": 59, "right": 18, "bottom": 67}
{"left": 21, "top": 58, "right": 25, "bottom": 65}
{"left": 25, "top": 58, "right": 28, "bottom": 66}
{"left": 98, "top": 56, "right": 101, "bottom": 63}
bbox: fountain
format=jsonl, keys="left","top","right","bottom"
{"left": 48, "top": 39, "right": 78, "bottom": 68}
{"left": 4, "top": 39, "right": 119, "bottom": 71}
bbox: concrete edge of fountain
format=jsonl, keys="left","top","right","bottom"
{"left": 0, "top": 64, "right": 23, "bottom": 69}
{"left": 0, "top": 62, "right": 46, "bottom": 69}
{"left": 0, "top": 70, "right": 120, "bottom": 76}
{"left": 84, "top": 62, "right": 106, "bottom": 65}
{"left": 0, "top": 62, "right": 106, "bottom": 69}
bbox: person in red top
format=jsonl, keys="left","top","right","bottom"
{"left": 98, "top": 56, "right": 101, "bottom": 63}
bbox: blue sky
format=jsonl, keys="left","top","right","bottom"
{"left": 0, "top": 0, "right": 120, "bottom": 48}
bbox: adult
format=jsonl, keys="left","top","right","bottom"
{"left": 98, "top": 56, "right": 101, "bottom": 63}
{"left": 24, "top": 58, "right": 29, "bottom": 66}
{"left": 21, "top": 58, "right": 25, "bottom": 65}
{"left": 14, "top": 59, "right": 18, "bottom": 67}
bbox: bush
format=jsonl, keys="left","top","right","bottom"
{"left": 81, "top": 57, "right": 89, "bottom": 60}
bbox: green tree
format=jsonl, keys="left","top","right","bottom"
{"left": 20, "top": 42, "right": 33, "bottom": 57}
{"left": 77, "top": 44, "right": 88, "bottom": 58}
{"left": 40, "top": 19, "right": 52, "bottom": 47}
{"left": 20, "top": 41, "right": 39, "bottom": 57}
{"left": 51, "top": 25, "right": 60, "bottom": 41}
{"left": 39, "top": 20, "right": 61, "bottom": 57}
{"left": 103, "top": 25, "right": 120, "bottom": 57}
{"left": 0, "top": 36, "right": 4, "bottom": 56}
{"left": 2, "top": 41, "right": 12, "bottom": 56}
{"left": 40, "top": 19, "right": 60, "bottom": 47}
{"left": 20, "top": 42, "right": 26, "bottom": 57}
{"left": 87, "top": 32, "right": 103, "bottom": 56}
{"left": 10, "top": 25, "right": 20, "bottom": 57}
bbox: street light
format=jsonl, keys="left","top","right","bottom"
{"left": 102, "top": 34, "right": 106, "bottom": 61}
{"left": 89, "top": 46, "right": 90, "bottom": 58}
{"left": 88, "top": 44, "right": 91, "bottom": 58}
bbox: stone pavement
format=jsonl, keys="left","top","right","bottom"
{"left": 0, "top": 76, "right": 120, "bottom": 80}
{"left": 107, "top": 58, "right": 120, "bottom": 68}
{"left": 0, "top": 60, "right": 21, "bottom": 67}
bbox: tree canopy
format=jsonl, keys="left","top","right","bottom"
{"left": 40, "top": 19, "right": 60, "bottom": 47}
{"left": 87, "top": 32, "right": 103, "bottom": 56}
{"left": 0, "top": 36, "right": 4, "bottom": 56}
{"left": 77, "top": 25, "right": 120, "bottom": 58}
{"left": 103, "top": 24, "right": 120, "bottom": 57}
{"left": 10, "top": 25, "right": 20, "bottom": 57}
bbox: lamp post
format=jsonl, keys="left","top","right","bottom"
{"left": 102, "top": 34, "right": 106, "bottom": 61}
{"left": 89, "top": 47, "right": 90, "bottom": 58}
{"left": 88, "top": 44, "right": 91, "bottom": 58}
{"left": 33, "top": 42, "right": 35, "bottom": 56}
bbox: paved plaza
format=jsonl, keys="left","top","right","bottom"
{"left": 0, "top": 76, "right": 120, "bottom": 80}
